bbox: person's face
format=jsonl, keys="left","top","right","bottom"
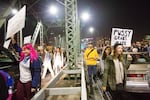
{"left": 22, "top": 48, "right": 30, "bottom": 56}
{"left": 105, "top": 47, "right": 111, "bottom": 55}
{"left": 136, "top": 42, "right": 141, "bottom": 47}
{"left": 56, "top": 48, "right": 60, "bottom": 52}
{"left": 115, "top": 45, "right": 123, "bottom": 55}
{"left": 88, "top": 44, "right": 93, "bottom": 49}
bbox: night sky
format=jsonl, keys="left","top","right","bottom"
{"left": 79, "top": 0, "right": 150, "bottom": 41}
{"left": 0, "top": 0, "right": 150, "bottom": 43}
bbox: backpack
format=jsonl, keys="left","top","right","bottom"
{"left": 0, "top": 70, "right": 14, "bottom": 100}
{"left": 0, "top": 70, "right": 14, "bottom": 87}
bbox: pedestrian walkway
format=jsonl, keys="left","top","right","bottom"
{"left": 40, "top": 73, "right": 109, "bottom": 100}
{"left": 41, "top": 73, "right": 53, "bottom": 88}
{"left": 32, "top": 56, "right": 87, "bottom": 100}
{"left": 40, "top": 73, "right": 80, "bottom": 100}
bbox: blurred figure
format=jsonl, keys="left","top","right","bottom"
{"left": 0, "top": 71, "right": 8, "bottom": 100}
{"left": 0, "top": 70, "right": 14, "bottom": 100}
{"left": 132, "top": 48, "right": 138, "bottom": 52}
{"left": 53, "top": 47, "right": 64, "bottom": 74}
{"left": 84, "top": 43, "right": 99, "bottom": 85}
{"left": 11, "top": 37, "right": 42, "bottom": 100}
{"left": 102, "top": 43, "right": 132, "bottom": 100}
{"left": 61, "top": 48, "right": 67, "bottom": 66}
{"left": 135, "top": 41, "right": 145, "bottom": 52}
{"left": 148, "top": 43, "right": 150, "bottom": 57}
{"left": 42, "top": 48, "right": 54, "bottom": 79}
{"left": 100, "top": 46, "right": 112, "bottom": 75}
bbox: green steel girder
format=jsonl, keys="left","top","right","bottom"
{"left": 65, "top": 0, "right": 80, "bottom": 69}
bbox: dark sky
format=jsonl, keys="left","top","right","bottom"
{"left": 0, "top": 0, "right": 150, "bottom": 43}
{"left": 78, "top": 0, "right": 150, "bottom": 40}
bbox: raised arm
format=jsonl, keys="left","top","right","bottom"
{"left": 11, "top": 36, "right": 22, "bottom": 54}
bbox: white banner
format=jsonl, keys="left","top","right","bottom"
{"left": 111, "top": 28, "right": 133, "bottom": 47}
{"left": 24, "top": 35, "right": 31, "bottom": 44}
{"left": 6, "top": 5, "right": 26, "bottom": 39}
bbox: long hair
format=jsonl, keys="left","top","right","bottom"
{"left": 102, "top": 46, "right": 112, "bottom": 60}
{"left": 55, "top": 47, "right": 62, "bottom": 55}
{"left": 20, "top": 43, "right": 38, "bottom": 63}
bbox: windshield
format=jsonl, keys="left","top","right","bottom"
{"left": 131, "top": 53, "right": 150, "bottom": 64}
{"left": 0, "top": 50, "right": 13, "bottom": 63}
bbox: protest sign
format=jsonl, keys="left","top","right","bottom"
{"left": 24, "top": 35, "right": 31, "bottom": 44}
{"left": 6, "top": 5, "right": 26, "bottom": 39}
{"left": 111, "top": 28, "right": 133, "bottom": 47}
{"left": 3, "top": 39, "right": 11, "bottom": 49}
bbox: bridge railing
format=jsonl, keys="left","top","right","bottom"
{"left": 31, "top": 55, "right": 87, "bottom": 100}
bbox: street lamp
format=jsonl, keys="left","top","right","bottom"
{"left": 81, "top": 12, "right": 90, "bottom": 22}
{"left": 89, "top": 27, "right": 94, "bottom": 33}
{"left": 49, "top": 5, "right": 58, "bottom": 15}
{"left": 12, "top": 9, "right": 18, "bottom": 15}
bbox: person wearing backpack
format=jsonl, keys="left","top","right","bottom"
{"left": 0, "top": 71, "right": 8, "bottom": 100}
{"left": 0, "top": 70, "right": 14, "bottom": 100}
{"left": 84, "top": 42, "right": 99, "bottom": 85}
{"left": 11, "top": 37, "right": 42, "bottom": 100}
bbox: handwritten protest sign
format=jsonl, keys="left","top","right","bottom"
{"left": 6, "top": 5, "right": 26, "bottom": 39}
{"left": 111, "top": 28, "right": 133, "bottom": 47}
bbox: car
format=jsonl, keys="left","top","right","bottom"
{"left": 0, "top": 47, "right": 19, "bottom": 89}
{"left": 125, "top": 52, "right": 150, "bottom": 93}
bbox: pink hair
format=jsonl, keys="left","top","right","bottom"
{"left": 20, "top": 43, "right": 38, "bottom": 63}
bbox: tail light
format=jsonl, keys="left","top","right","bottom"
{"left": 127, "top": 74, "right": 144, "bottom": 77}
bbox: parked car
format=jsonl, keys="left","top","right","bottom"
{"left": 0, "top": 47, "right": 19, "bottom": 89}
{"left": 125, "top": 52, "right": 150, "bottom": 93}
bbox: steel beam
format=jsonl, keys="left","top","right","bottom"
{"left": 45, "top": 87, "right": 81, "bottom": 95}
{"left": 63, "top": 69, "right": 81, "bottom": 74}
{"left": 65, "top": 0, "right": 80, "bottom": 69}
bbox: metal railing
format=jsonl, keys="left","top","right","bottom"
{"left": 31, "top": 57, "right": 87, "bottom": 100}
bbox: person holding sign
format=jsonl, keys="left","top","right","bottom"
{"left": 11, "top": 37, "right": 42, "bottom": 100}
{"left": 102, "top": 43, "right": 132, "bottom": 100}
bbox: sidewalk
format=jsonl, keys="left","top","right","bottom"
{"left": 41, "top": 73, "right": 81, "bottom": 100}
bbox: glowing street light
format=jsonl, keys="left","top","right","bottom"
{"left": 49, "top": 5, "right": 58, "bottom": 15}
{"left": 81, "top": 12, "right": 90, "bottom": 21}
{"left": 89, "top": 27, "right": 94, "bottom": 33}
{"left": 12, "top": 9, "right": 18, "bottom": 15}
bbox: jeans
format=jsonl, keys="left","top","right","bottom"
{"left": 87, "top": 65, "right": 97, "bottom": 84}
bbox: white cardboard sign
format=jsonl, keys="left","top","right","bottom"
{"left": 111, "top": 28, "right": 133, "bottom": 47}
{"left": 3, "top": 39, "right": 11, "bottom": 49}
{"left": 6, "top": 5, "right": 26, "bottom": 39}
{"left": 24, "top": 35, "right": 31, "bottom": 44}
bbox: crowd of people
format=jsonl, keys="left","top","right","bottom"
{"left": 0, "top": 35, "right": 149, "bottom": 100}
{"left": 97, "top": 39, "right": 150, "bottom": 55}
{"left": 83, "top": 40, "right": 150, "bottom": 100}
{"left": 0, "top": 36, "right": 66, "bottom": 100}
{"left": 38, "top": 46, "right": 66, "bottom": 79}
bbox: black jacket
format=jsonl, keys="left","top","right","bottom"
{"left": 0, "top": 73, "right": 8, "bottom": 100}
